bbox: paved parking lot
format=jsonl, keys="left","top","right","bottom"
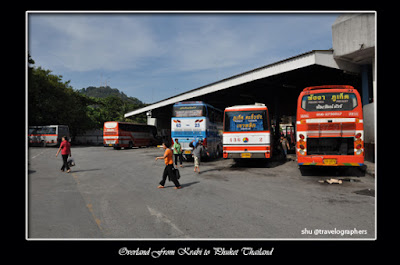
{"left": 27, "top": 146, "right": 375, "bottom": 239}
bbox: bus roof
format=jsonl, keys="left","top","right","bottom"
{"left": 29, "top": 125, "right": 68, "bottom": 128}
{"left": 174, "top": 101, "right": 223, "bottom": 112}
{"left": 104, "top": 121, "right": 154, "bottom": 127}
{"left": 174, "top": 101, "right": 204, "bottom": 105}
{"left": 225, "top": 103, "right": 267, "bottom": 112}
{"left": 303, "top": 85, "right": 355, "bottom": 91}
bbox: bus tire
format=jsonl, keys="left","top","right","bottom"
{"left": 128, "top": 141, "right": 133, "bottom": 149}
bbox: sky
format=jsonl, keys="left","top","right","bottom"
{"left": 28, "top": 12, "right": 340, "bottom": 104}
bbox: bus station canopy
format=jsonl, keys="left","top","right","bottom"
{"left": 124, "top": 50, "right": 360, "bottom": 119}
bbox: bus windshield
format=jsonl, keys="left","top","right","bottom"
{"left": 224, "top": 110, "right": 268, "bottom": 132}
{"left": 173, "top": 105, "right": 206, "bottom": 117}
{"left": 301, "top": 92, "right": 358, "bottom": 112}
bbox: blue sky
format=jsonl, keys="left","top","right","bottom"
{"left": 28, "top": 12, "right": 340, "bottom": 104}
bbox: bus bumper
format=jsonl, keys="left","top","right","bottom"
{"left": 297, "top": 155, "right": 364, "bottom": 166}
{"left": 223, "top": 152, "right": 270, "bottom": 159}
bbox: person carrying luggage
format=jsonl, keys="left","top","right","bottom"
{"left": 155, "top": 141, "right": 182, "bottom": 189}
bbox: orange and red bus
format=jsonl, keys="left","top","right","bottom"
{"left": 296, "top": 85, "right": 364, "bottom": 167}
{"left": 223, "top": 103, "right": 272, "bottom": 159}
{"left": 103, "top": 121, "right": 157, "bottom": 149}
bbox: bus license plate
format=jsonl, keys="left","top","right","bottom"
{"left": 184, "top": 150, "right": 191, "bottom": 154}
{"left": 241, "top": 153, "right": 252, "bottom": 158}
{"left": 323, "top": 159, "right": 337, "bottom": 165}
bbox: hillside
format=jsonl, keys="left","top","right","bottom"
{"left": 78, "top": 86, "right": 143, "bottom": 105}
{"left": 77, "top": 85, "right": 147, "bottom": 126}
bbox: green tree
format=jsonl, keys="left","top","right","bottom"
{"left": 28, "top": 55, "right": 148, "bottom": 134}
{"left": 28, "top": 55, "right": 97, "bottom": 135}
{"left": 78, "top": 86, "right": 148, "bottom": 126}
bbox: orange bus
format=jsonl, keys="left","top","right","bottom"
{"left": 103, "top": 121, "right": 157, "bottom": 149}
{"left": 296, "top": 85, "right": 364, "bottom": 167}
{"left": 223, "top": 103, "right": 272, "bottom": 159}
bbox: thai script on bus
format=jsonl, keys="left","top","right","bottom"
{"left": 307, "top": 93, "right": 350, "bottom": 102}
{"left": 232, "top": 113, "right": 263, "bottom": 122}
{"left": 230, "top": 113, "right": 264, "bottom": 131}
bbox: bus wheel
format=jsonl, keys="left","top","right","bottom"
{"left": 128, "top": 141, "right": 133, "bottom": 149}
{"left": 41, "top": 140, "right": 46, "bottom": 147}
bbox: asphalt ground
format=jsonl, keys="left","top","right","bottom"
{"left": 27, "top": 146, "right": 375, "bottom": 239}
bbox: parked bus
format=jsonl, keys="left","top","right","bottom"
{"left": 296, "top": 85, "right": 364, "bottom": 167}
{"left": 171, "top": 101, "right": 223, "bottom": 159}
{"left": 28, "top": 125, "right": 70, "bottom": 147}
{"left": 223, "top": 103, "right": 272, "bottom": 159}
{"left": 103, "top": 121, "right": 157, "bottom": 149}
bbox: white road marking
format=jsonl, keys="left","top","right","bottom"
{"left": 31, "top": 151, "right": 45, "bottom": 159}
{"left": 147, "top": 206, "right": 189, "bottom": 238}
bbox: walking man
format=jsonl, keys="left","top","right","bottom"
{"left": 279, "top": 135, "right": 290, "bottom": 160}
{"left": 172, "top": 138, "right": 183, "bottom": 168}
{"left": 155, "top": 141, "right": 182, "bottom": 189}
{"left": 192, "top": 139, "right": 209, "bottom": 174}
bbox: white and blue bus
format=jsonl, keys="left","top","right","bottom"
{"left": 171, "top": 101, "right": 223, "bottom": 159}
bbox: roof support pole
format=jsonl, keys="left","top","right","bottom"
{"left": 273, "top": 92, "right": 281, "bottom": 140}
{"left": 361, "top": 64, "right": 370, "bottom": 106}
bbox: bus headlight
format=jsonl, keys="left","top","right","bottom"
{"left": 299, "top": 149, "right": 305, "bottom": 155}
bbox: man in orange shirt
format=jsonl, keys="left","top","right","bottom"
{"left": 155, "top": 141, "right": 182, "bottom": 189}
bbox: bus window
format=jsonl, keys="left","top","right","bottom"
{"left": 301, "top": 92, "right": 358, "bottom": 112}
{"left": 172, "top": 105, "right": 206, "bottom": 117}
{"left": 224, "top": 110, "right": 268, "bottom": 132}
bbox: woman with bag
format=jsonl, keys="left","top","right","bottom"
{"left": 55, "top": 136, "right": 72, "bottom": 173}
